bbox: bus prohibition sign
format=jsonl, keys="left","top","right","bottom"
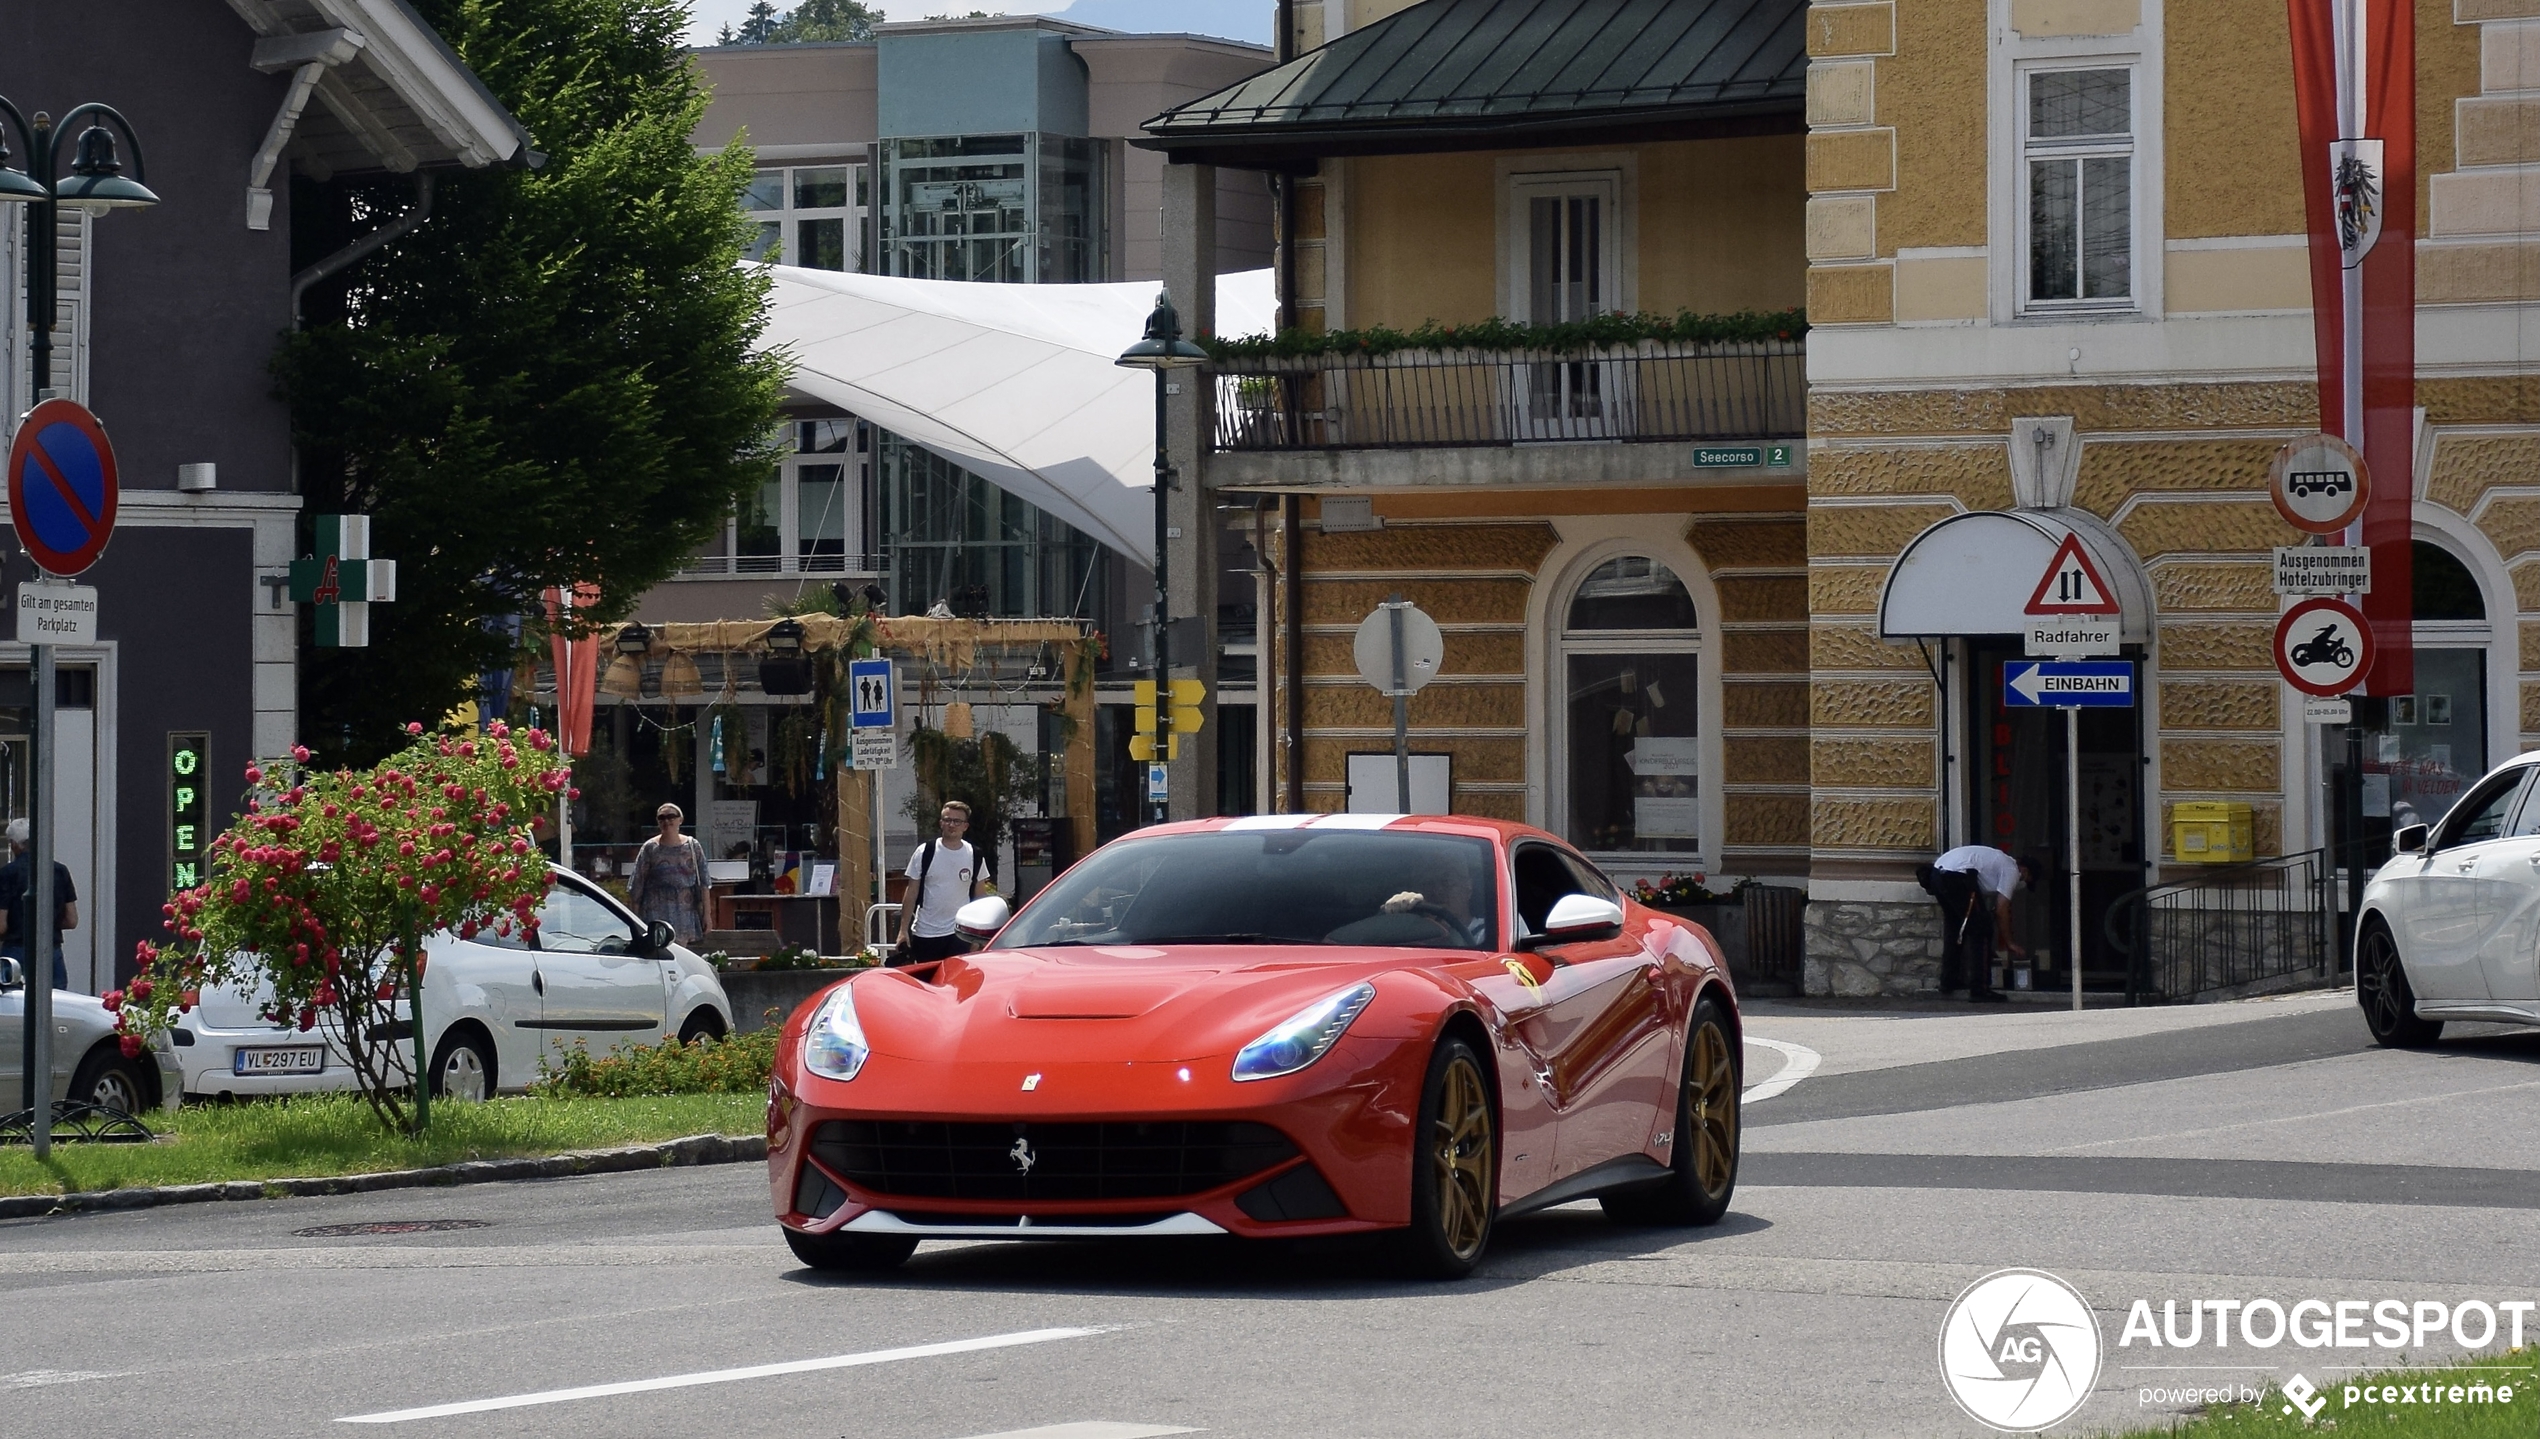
{"left": 7, "top": 398, "right": 121, "bottom": 576}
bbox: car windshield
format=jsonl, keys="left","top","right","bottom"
{"left": 993, "top": 828, "right": 1501, "bottom": 951}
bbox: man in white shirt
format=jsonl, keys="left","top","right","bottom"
{"left": 1923, "top": 844, "right": 2038, "bottom": 1003}
{"left": 894, "top": 800, "right": 992, "bottom": 965}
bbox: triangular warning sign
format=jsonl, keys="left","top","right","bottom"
{"left": 2025, "top": 534, "right": 2120, "bottom": 616}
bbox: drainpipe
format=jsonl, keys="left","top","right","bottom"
{"left": 1283, "top": 492, "right": 1305, "bottom": 812}
{"left": 290, "top": 171, "right": 434, "bottom": 328}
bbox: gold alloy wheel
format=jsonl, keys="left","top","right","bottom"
{"left": 1687, "top": 1020, "right": 1738, "bottom": 1197}
{"left": 1431, "top": 1053, "right": 1495, "bottom": 1260}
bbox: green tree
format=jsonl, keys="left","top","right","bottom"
{"left": 771, "top": 0, "right": 883, "bottom": 41}
{"left": 278, "top": 0, "right": 787, "bottom": 764}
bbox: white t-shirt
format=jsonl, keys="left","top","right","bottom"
{"left": 904, "top": 838, "right": 985, "bottom": 938}
{"left": 1936, "top": 845, "right": 2021, "bottom": 899}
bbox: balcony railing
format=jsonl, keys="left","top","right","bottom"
{"left": 678, "top": 553, "right": 887, "bottom": 579}
{"left": 1209, "top": 340, "right": 1805, "bottom": 451}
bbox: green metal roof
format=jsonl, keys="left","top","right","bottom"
{"left": 1139, "top": 0, "right": 1805, "bottom": 165}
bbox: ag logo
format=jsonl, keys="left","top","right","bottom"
{"left": 1939, "top": 1269, "right": 2102, "bottom": 1432}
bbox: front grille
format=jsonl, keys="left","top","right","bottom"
{"left": 809, "top": 1119, "right": 1298, "bottom": 1201}
{"left": 887, "top": 1210, "right": 1179, "bottom": 1228}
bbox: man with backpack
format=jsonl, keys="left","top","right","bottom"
{"left": 893, "top": 799, "right": 993, "bottom": 965}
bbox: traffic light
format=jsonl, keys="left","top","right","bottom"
{"left": 1168, "top": 678, "right": 1205, "bottom": 736}
{"left": 1132, "top": 679, "right": 1207, "bottom": 745}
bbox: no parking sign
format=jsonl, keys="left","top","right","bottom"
{"left": 8, "top": 398, "right": 121, "bottom": 575}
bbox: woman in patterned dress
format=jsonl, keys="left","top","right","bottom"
{"left": 628, "top": 803, "right": 708, "bottom": 946}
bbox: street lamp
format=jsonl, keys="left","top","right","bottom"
{"left": 0, "top": 97, "right": 153, "bottom": 1162}
{"left": 1115, "top": 292, "right": 1207, "bottom": 825}
{"left": 0, "top": 100, "right": 159, "bottom": 396}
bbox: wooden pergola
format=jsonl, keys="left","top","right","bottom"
{"left": 600, "top": 616, "right": 1101, "bottom": 932}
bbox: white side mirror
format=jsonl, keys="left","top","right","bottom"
{"left": 1523, "top": 893, "right": 1625, "bottom": 950}
{"left": 0, "top": 954, "right": 19, "bottom": 990}
{"left": 953, "top": 894, "right": 1011, "bottom": 943}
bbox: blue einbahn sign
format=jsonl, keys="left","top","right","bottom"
{"left": 2002, "top": 660, "right": 2136, "bottom": 708}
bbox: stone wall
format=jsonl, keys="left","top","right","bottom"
{"left": 1802, "top": 899, "right": 1944, "bottom": 997}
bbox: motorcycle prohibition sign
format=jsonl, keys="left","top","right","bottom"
{"left": 2274, "top": 597, "right": 2372, "bottom": 697}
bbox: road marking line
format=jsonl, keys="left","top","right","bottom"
{"left": 954, "top": 1425, "right": 1202, "bottom": 1439}
{"left": 1742, "top": 1037, "right": 1820, "bottom": 1104}
{"left": 3, "top": 1369, "right": 128, "bottom": 1390}
{"left": 336, "top": 1326, "right": 1117, "bottom": 1424}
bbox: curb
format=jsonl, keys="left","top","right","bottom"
{"left": 0, "top": 1132, "right": 769, "bottom": 1221}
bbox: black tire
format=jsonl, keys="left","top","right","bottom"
{"left": 678, "top": 1009, "right": 727, "bottom": 1046}
{"left": 69, "top": 1044, "right": 153, "bottom": 1116}
{"left": 783, "top": 1225, "right": 918, "bottom": 1273}
{"left": 429, "top": 1026, "right": 498, "bottom": 1102}
{"left": 2357, "top": 922, "right": 2444, "bottom": 1049}
{"left": 1384, "top": 1035, "right": 1497, "bottom": 1280}
{"left": 1603, "top": 993, "right": 1741, "bottom": 1227}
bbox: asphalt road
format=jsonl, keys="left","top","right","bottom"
{"left": 8, "top": 987, "right": 2538, "bottom": 1439}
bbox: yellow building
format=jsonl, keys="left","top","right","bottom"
{"left": 1143, "top": 0, "right": 1817, "bottom": 898}
{"left": 1801, "top": 0, "right": 2537, "bottom": 995}
{"left": 1145, "top": 0, "right": 2537, "bottom": 998}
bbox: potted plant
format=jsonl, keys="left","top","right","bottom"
{"left": 1628, "top": 872, "right": 1750, "bottom": 970}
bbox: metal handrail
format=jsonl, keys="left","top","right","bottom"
{"left": 1209, "top": 340, "right": 1805, "bottom": 451}
{"left": 2106, "top": 849, "right": 2336, "bottom": 1004}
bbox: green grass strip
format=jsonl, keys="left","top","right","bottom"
{"left": 0, "top": 1091, "right": 763, "bottom": 1197}
{"left": 2103, "top": 1348, "right": 2538, "bottom": 1437}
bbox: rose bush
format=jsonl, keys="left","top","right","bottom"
{"left": 112, "top": 721, "right": 574, "bottom": 1133}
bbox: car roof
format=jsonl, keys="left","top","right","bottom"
{"left": 1132, "top": 813, "right": 1554, "bottom": 847}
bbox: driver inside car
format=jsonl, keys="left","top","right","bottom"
{"left": 1380, "top": 856, "right": 1487, "bottom": 947}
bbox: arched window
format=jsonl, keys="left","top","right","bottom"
{"left": 1560, "top": 556, "right": 1701, "bottom": 856}
{"left": 2386, "top": 538, "right": 2493, "bottom": 831}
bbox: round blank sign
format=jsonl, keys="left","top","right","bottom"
{"left": 2269, "top": 432, "right": 2370, "bottom": 535}
{"left": 1354, "top": 601, "right": 1444, "bottom": 697}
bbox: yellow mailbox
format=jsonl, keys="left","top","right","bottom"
{"left": 2173, "top": 801, "right": 2254, "bottom": 864}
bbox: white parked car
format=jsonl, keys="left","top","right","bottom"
{"left": 2358, "top": 751, "right": 2540, "bottom": 1045}
{"left": 173, "top": 866, "right": 732, "bottom": 1101}
{"left": 0, "top": 957, "right": 184, "bottom": 1116}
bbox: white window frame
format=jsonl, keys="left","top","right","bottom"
{"left": 2015, "top": 63, "right": 2139, "bottom": 315}
{"left": 688, "top": 420, "right": 873, "bottom": 578}
{"left": 1985, "top": 0, "right": 2162, "bottom": 324}
{"left": 1493, "top": 158, "right": 1637, "bottom": 321}
{"left": 744, "top": 163, "right": 865, "bottom": 272}
{"left": 1551, "top": 553, "right": 1706, "bottom": 862}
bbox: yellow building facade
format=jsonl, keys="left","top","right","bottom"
{"left": 1147, "top": 0, "right": 2536, "bottom": 998}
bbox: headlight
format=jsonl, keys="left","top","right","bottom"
{"left": 803, "top": 982, "right": 870, "bottom": 1082}
{"left": 1232, "top": 982, "right": 1376, "bottom": 1082}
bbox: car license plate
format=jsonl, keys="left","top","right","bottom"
{"left": 234, "top": 1046, "right": 325, "bottom": 1076}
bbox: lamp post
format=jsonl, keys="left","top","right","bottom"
{"left": 0, "top": 99, "right": 154, "bottom": 1158}
{"left": 1114, "top": 293, "right": 1207, "bottom": 825}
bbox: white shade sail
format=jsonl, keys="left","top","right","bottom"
{"left": 758, "top": 266, "right": 1278, "bottom": 565}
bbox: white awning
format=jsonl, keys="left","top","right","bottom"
{"left": 759, "top": 267, "right": 1278, "bottom": 565}
{"left": 1879, "top": 509, "right": 2152, "bottom": 641}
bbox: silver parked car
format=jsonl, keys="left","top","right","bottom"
{"left": 2357, "top": 751, "right": 2540, "bottom": 1045}
{"left": 0, "top": 955, "right": 184, "bottom": 1115}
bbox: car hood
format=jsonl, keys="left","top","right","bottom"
{"left": 846, "top": 945, "right": 1462, "bottom": 1064}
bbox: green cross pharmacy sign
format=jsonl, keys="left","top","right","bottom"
{"left": 288, "top": 514, "right": 398, "bottom": 647}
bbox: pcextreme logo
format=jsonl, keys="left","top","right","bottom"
{"left": 1939, "top": 1269, "right": 2104, "bottom": 1432}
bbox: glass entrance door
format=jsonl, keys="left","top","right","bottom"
{"left": 1969, "top": 641, "right": 2146, "bottom": 990}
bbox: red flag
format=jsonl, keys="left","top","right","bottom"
{"left": 545, "top": 583, "right": 601, "bottom": 759}
{"left": 2287, "top": 0, "right": 2414, "bottom": 693}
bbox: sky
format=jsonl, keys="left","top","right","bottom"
{"left": 682, "top": 0, "right": 1276, "bottom": 48}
